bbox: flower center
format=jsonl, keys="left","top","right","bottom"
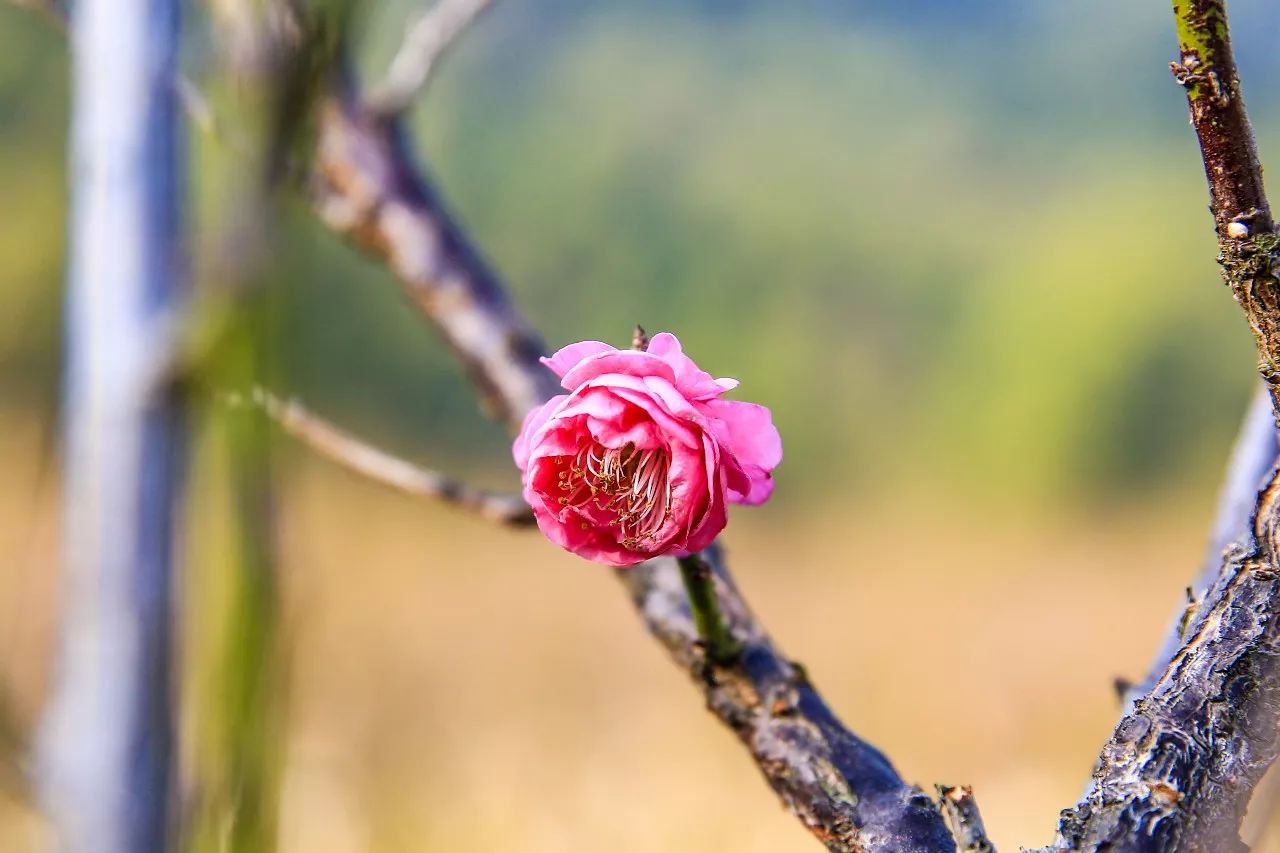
{"left": 557, "top": 442, "right": 672, "bottom": 549}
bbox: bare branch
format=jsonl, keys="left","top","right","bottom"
{"left": 306, "top": 60, "right": 957, "bottom": 853}
{"left": 14, "top": 0, "right": 958, "bottom": 847}
{"left": 936, "top": 785, "right": 996, "bottom": 853}
{"left": 368, "top": 0, "right": 493, "bottom": 116}
{"left": 311, "top": 83, "right": 561, "bottom": 426}
{"left": 1168, "top": 1, "right": 1280, "bottom": 408}
{"left": 619, "top": 547, "right": 955, "bottom": 851}
{"left": 1043, "top": 3, "right": 1280, "bottom": 849}
{"left": 254, "top": 390, "right": 534, "bottom": 526}
{"left": 1044, "top": 466, "right": 1280, "bottom": 851}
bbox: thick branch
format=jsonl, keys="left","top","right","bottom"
{"left": 256, "top": 390, "right": 533, "bottom": 525}
{"left": 1045, "top": 466, "right": 1280, "bottom": 852}
{"left": 311, "top": 81, "right": 559, "bottom": 427}
{"left": 1125, "top": 384, "right": 1278, "bottom": 710}
{"left": 620, "top": 547, "right": 955, "bottom": 851}
{"left": 1045, "top": 4, "right": 1280, "bottom": 849}
{"left": 305, "top": 65, "right": 957, "bottom": 853}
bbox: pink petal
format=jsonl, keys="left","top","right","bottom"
{"left": 646, "top": 332, "right": 739, "bottom": 400}
{"left": 704, "top": 399, "right": 782, "bottom": 470}
{"left": 559, "top": 350, "right": 677, "bottom": 391}
{"left": 512, "top": 394, "right": 567, "bottom": 471}
{"left": 532, "top": 502, "right": 643, "bottom": 567}
{"left": 735, "top": 464, "right": 775, "bottom": 505}
{"left": 703, "top": 399, "right": 780, "bottom": 506}
{"left": 525, "top": 416, "right": 588, "bottom": 463}
{"left": 553, "top": 386, "right": 665, "bottom": 450}
{"left": 579, "top": 372, "right": 705, "bottom": 427}
{"left": 540, "top": 340, "right": 615, "bottom": 379}
{"left": 554, "top": 386, "right": 631, "bottom": 423}
{"left": 681, "top": 436, "right": 728, "bottom": 553}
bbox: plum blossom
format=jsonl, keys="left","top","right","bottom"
{"left": 513, "top": 333, "right": 781, "bottom": 567}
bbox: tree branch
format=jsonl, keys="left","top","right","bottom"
{"left": 1169, "top": 1, "right": 1280, "bottom": 405}
{"left": 368, "top": 0, "right": 492, "bottom": 116}
{"left": 1042, "top": 3, "right": 1280, "bottom": 849}
{"left": 1045, "top": 466, "right": 1280, "bottom": 852}
{"left": 11, "top": 2, "right": 977, "bottom": 849}
{"left": 619, "top": 546, "right": 957, "bottom": 851}
{"left": 253, "top": 390, "right": 534, "bottom": 526}
{"left": 305, "top": 60, "right": 961, "bottom": 853}
{"left": 311, "top": 81, "right": 560, "bottom": 427}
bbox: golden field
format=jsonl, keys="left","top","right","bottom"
{"left": 4, "top": 411, "right": 1277, "bottom": 852}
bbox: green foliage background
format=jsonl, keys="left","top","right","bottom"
{"left": 4, "top": 0, "right": 1280, "bottom": 509}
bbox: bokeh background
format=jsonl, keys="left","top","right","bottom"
{"left": 5, "top": 0, "right": 1280, "bottom": 850}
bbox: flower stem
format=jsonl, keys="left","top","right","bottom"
{"left": 677, "top": 552, "right": 742, "bottom": 664}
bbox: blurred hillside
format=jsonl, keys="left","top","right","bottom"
{"left": 4, "top": 1, "right": 1279, "bottom": 508}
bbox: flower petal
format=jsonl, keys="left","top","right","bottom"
{"left": 560, "top": 350, "right": 677, "bottom": 392}
{"left": 704, "top": 399, "right": 782, "bottom": 470}
{"left": 646, "top": 332, "right": 739, "bottom": 400}
{"left": 681, "top": 435, "right": 728, "bottom": 553}
{"left": 704, "top": 399, "right": 780, "bottom": 506}
{"left": 541, "top": 340, "right": 616, "bottom": 379}
{"left": 512, "top": 395, "right": 567, "bottom": 471}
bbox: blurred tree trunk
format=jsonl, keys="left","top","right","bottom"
{"left": 36, "top": 1, "right": 186, "bottom": 852}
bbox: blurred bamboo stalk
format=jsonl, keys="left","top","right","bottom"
{"left": 36, "top": 1, "right": 187, "bottom": 851}
{"left": 186, "top": 305, "right": 284, "bottom": 853}
{"left": 186, "top": 4, "right": 342, "bottom": 847}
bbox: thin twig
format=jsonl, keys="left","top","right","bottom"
{"left": 368, "top": 0, "right": 492, "bottom": 116}
{"left": 252, "top": 390, "right": 534, "bottom": 526}
{"left": 936, "top": 785, "right": 996, "bottom": 853}
{"left": 1168, "top": 0, "right": 1280, "bottom": 409}
{"left": 173, "top": 75, "right": 229, "bottom": 145}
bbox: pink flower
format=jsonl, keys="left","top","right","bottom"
{"left": 513, "top": 333, "right": 781, "bottom": 567}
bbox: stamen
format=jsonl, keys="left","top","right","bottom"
{"left": 556, "top": 441, "right": 672, "bottom": 546}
